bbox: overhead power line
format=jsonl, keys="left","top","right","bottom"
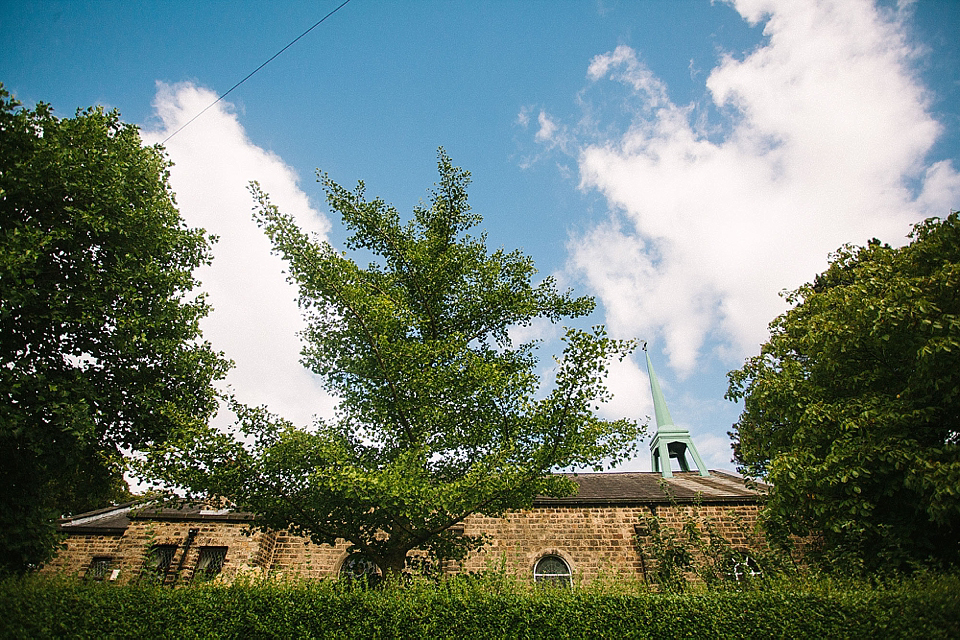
{"left": 162, "top": 0, "right": 355, "bottom": 144}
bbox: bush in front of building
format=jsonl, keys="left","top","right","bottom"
{"left": 1, "top": 572, "right": 958, "bottom": 638}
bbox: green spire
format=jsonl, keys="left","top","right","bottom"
{"left": 645, "top": 347, "right": 675, "bottom": 431}
{"left": 644, "top": 343, "right": 709, "bottom": 478}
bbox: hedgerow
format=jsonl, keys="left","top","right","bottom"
{"left": 1, "top": 573, "right": 957, "bottom": 639}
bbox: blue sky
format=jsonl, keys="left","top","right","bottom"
{"left": 3, "top": 0, "right": 960, "bottom": 472}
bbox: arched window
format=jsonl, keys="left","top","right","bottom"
{"left": 727, "top": 554, "right": 762, "bottom": 582}
{"left": 339, "top": 553, "right": 382, "bottom": 587}
{"left": 533, "top": 555, "right": 572, "bottom": 587}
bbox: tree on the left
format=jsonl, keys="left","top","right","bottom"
{"left": 0, "top": 86, "right": 230, "bottom": 574}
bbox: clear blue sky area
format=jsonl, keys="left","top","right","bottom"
{"left": 3, "top": 1, "right": 959, "bottom": 472}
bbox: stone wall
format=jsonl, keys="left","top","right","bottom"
{"left": 633, "top": 502, "right": 764, "bottom": 584}
{"left": 461, "top": 506, "right": 647, "bottom": 583}
{"left": 265, "top": 532, "right": 351, "bottom": 580}
{"left": 118, "top": 517, "right": 268, "bottom": 584}
{"left": 43, "top": 501, "right": 764, "bottom": 585}
{"left": 43, "top": 533, "right": 125, "bottom": 578}
{"left": 44, "top": 517, "right": 272, "bottom": 584}
{"left": 459, "top": 502, "right": 762, "bottom": 584}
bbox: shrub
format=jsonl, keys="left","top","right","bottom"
{"left": 1, "top": 572, "right": 957, "bottom": 638}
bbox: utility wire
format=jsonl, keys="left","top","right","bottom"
{"left": 162, "top": 0, "right": 355, "bottom": 144}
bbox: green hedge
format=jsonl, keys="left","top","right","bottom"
{"left": 1, "top": 575, "right": 957, "bottom": 639}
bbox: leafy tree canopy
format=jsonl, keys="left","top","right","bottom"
{"left": 145, "top": 150, "right": 644, "bottom": 577}
{"left": 0, "top": 87, "right": 230, "bottom": 573}
{"left": 727, "top": 213, "right": 960, "bottom": 572}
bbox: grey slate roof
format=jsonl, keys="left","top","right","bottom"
{"left": 59, "top": 471, "right": 763, "bottom": 535}
{"left": 58, "top": 503, "right": 252, "bottom": 535}
{"left": 534, "top": 470, "right": 763, "bottom": 506}
{"left": 57, "top": 503, "right": 136, "bottom": 535}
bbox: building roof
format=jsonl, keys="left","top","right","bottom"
{"left": 58, "top": 471, "right": 763, "bottom": 535}
{"left": 58, "top": 502, "right": 253, "bottom": 535}
{"left": 57, "top": 503, "right": 137, "bottom": 535}
{"left": 534, "top": 470, "right": 763, "bottom": 506}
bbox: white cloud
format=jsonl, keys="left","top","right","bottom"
{"left": 506, "top": 316, "right": 563, "bottom": 347}
{"left": 587, "top": 45, "right": 669, "bottom": 109}
{"left": 515, "top": 105, "right": 532, "bottom": 128}
{"left": 142, "top": 82, "right": 337, "bottom": 429}
{"left": 535, "top": 110, "right": 559, "bottom": 143}
{"left": 567, "top": 0, "right": 960, "bottom": 375}
{"left": 596, "top": 353, "right": 652, "bottom": 427}
{"left": 694, "top": 432, "right": 737, "bottom": 471}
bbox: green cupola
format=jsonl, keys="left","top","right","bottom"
{"left": 644, "top": 343, "right": 709, "bottom": 478}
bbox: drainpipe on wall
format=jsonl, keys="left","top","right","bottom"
{"left": 169, "top": 527, "right": 199, "bottom": 585}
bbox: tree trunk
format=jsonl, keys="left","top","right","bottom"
{"left": 378, "top": 552, "right": 408, "bottom": 582}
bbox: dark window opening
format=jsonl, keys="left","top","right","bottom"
{"left": 142, "top": 544, "right": 177, "bottom": 584}
{"left": 193, "top": 546, "right": 227, "bottom": 582}
{"left": 339, "top": 553, "right": 382, "bottom": 587}
{"left": 86, "top": 556, "right": 113, "bottom": 581}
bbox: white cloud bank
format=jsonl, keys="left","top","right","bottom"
{"left": 142, "top": 82, "right": 337, "bottom": 428}
{"left": 567, "top": 0, "right": 960, "bottom": 375}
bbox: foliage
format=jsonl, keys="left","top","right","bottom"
{"left": 636, "top": 506, "right": 696, "bottom": 593}
{"left": 0, "top": 87, "right": 230, "bottom": 574}
{"left": 727, "top": 213, "right": 960, "bottom": 572}
{"left": 2, "top": 572, "right": 959, "bottom": 638}
{"left": 635, "top": 483, "right": 791, "bottom": 593}
{"left": 143, "top": 150, "right": 643, "bottom": 577}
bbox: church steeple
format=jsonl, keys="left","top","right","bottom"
{"left": 644, "top": 343, "right": 709, "bottom": 478}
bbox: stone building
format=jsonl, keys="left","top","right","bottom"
{"left": 45, "top": 470, "right": 761, "bottom": 586}
{"left": 43, "top": 348, "right": 765, "bottom": 586}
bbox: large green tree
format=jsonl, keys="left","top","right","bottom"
{"left": 145, "top": 151, "right": 643, "bottom": 578}
{"left": 727, "top": 213, "right": 960, "bottom": 572}
{"left": 0, "top": 88, "right": 230, "bottom": 573}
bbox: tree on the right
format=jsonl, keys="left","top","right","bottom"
{"left": 727, "top": 212, "right": 960, "bottom": 572}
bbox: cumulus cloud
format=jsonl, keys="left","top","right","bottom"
{"left": 566, "top": 0, "right": 960, "bottom": 375}
{"left": 142, "top": 82, "right": 337, "bottom": 428}
{"left": 596, "top": 353, "right": 651, "bottom": 424}
{"left": 692, "top": 432, "right": 737, "bottom": 471}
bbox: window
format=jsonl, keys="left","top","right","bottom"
{"left": 193, "top": 547, "right": 227, "bottom": 582}
{"left": 86, "top": 556, "right": 113, "bottom": 581}
{"left": 339, "top": 553, "right": 382, "bottom": 587}
{"left": 534, "top": 555, "right": 572, "bottom": 587}
{"left": 142, "top": 544, "right": 177, "bottom": 584}
{"left": 727, "top": 554, "right": 762, "bottom": 582}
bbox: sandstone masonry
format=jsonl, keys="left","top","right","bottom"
{"left": 43, "top": 471, "right": 765, "bottom": 586}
